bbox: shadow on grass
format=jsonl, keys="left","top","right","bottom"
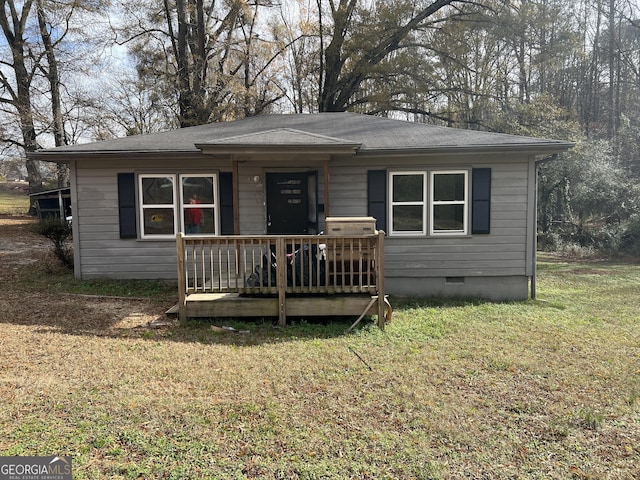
{"left": 6, "top": 249, "right": 576, "bottom": 346}
{"left": 4, "top": 253, "right": 388, "bottom": 344}
{"left": 391, "top": 296, "right": 491, "bottom": 309}
{"left": 167, "top": 315, "right": 376, "bottom": 346}
{"left": 9, "top": 255, "right": 561, "bottom": 346}
{"left": 164, "top": 295, "right": 536, "bottom": 346}
{"left": 8, "top": 273, "right": 496, "bottom": 346}
{"left": 7, "top": 285, "right": 575, "bottom": 346}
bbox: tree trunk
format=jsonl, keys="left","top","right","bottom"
{"left": 0, "top": 0, "right": 42, "bottom": 191}
{"left": 607, "top": 0, "right": 617, "bottom": 139}
{"left": 174, "top": 0, "right": 193, "bottom": 126}
{"left": 36, "top": 0, "right": 69, "bottom": 187}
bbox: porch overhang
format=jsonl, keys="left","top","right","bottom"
{"left": 194, "top": 128, "right": 362, "bottom": 156}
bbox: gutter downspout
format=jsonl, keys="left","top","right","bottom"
{"left": 532, "top": 154, "right": 557, "bottom": 299}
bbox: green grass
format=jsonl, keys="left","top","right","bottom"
{"left": 1, "top": 254, "right": 639, "bottom": 479}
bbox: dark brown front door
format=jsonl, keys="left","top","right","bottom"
{"left": 266, "top": 172, "right": 311, "bottom": 234}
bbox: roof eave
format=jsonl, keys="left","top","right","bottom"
{"left": 28, "top": 150, "right": 204, "bottom": 162}
{"left": 355, "top": 142, "right": 575, "bottom": 157}
{"left": 29, "top": 141, "right": 574, "bottom": 162}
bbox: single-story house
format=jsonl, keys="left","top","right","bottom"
{"left": 30, "top": 113, "right": 573, "bottom": 304}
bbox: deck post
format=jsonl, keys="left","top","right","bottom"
{"left": 276, "top": 236, "right": 287, "bottom": 326}
{"left": 176, "top": 232, "right": 187, "bottom": 321}
{"left": 376, "top": 230, "right": 386, "bottom": 329}
{"left": 176, "top": 232, "right": 389, "bottom": 324}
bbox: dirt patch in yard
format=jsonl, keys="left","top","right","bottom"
{"left": 0, "top": 215, "right": 48, "bottom": 260}
{"left": 0, "top": 214, "right": 174, "bottom": 335}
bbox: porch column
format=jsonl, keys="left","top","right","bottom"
{"left": 323, "top": 159, "right": 330, "bottom": 217}
{"left": 232, "top": 158, "right": 240, "bottom": 235}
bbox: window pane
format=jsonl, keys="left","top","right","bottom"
{"left": 182, "top": 176, "right": 215, "bottom": 205}
{"left": 200, "top": 209, "right": 215, "bottom": 234}
{"left": 393, "top": 205, "right": 423, "bottom": 231}
{"left": 433, "top": 205, "right": 464, "bottom": 231}
{"left": 184, "top": 207, "right": 215, "bottom": 234}
{"left": 433, "top": 173, "right": 465, "bottom": 201}
{"left": 393, "top": 174, "right": 423, "bottom": 202}
{"left": 143, "top": 208, "right": 175, "bottom": 235}
{"left": 142, "top": 177, "right": 174, "bottom": 204}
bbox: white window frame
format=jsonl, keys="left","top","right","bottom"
{"left": 139, "top": 174, "right": 178, "bottom": 239}
{"left": 388, "top": 169, "right": 470, "bottom": 237}
{"left": 178, "top": 174, "right": 219, "bottom": 236}
{"left": 138, "top": 173, "right": 219, "bottom": 239}
{"left": 388, "top": 171, "right": 427, "bottom": 236}
{"left": 430, "top": 170, "right": 469, "bottom": 236}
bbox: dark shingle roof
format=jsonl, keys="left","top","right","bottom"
{"left": 31, "top": 112, "right": 573, "bottom": 159}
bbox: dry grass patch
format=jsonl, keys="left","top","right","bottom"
{"left": 0, "top": 220, "right": 639, "bottom": 478}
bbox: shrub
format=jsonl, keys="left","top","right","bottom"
{"left": 33, "top": 218, "right": 73, "bottom": 269}
{"left": 619, "top": 216, "right": 640, "bottom": 257}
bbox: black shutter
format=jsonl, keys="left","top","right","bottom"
{"left": 367, "top": 170, "right": 387, "bottom": 233}
{"left": 472, "top": 168, "right": 491, "bottom": 234}
{"left": 219, "top": 172, "right": 234, "bottom": 235}
{"left": 117, "top": 172, "right": 137, "bottom": 239}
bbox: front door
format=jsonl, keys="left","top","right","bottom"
{"left": 266, "top": 172, "right": 315, "bottom": 234}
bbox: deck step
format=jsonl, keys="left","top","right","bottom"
{"left": 165, "top": 304, "right": 180, "bottom": 317}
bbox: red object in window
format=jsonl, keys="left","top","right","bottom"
{"left": 185, "top": 195, "right": 203, "bottom": 228}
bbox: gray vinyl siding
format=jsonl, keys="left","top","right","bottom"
{"left": 329, "top": 155, "right": 532, "bottom": 280}
{"left": 74, "top": 157, "right": 234, "bottom": 280}
{"left": 327, "top": 166, "right": 368, "bottom": 217}
{"left": 74, "top": 157, "right": 325, "bottom": 279}
{"left": 72, "top": 153, "right": 535, "bottom": 297}
{"left": 237, "top": 164, "right": 266, "bottom": 235}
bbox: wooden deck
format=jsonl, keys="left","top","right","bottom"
{"left": 176, "top": 232, "right": 389, "bottom": 327}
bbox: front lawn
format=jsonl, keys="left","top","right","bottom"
{"left": 0, "top": 237, "right": 638, "bottom": 478}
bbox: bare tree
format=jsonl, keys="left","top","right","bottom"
{"left": 0, "top": 0, "right": 108, "bottom": 189}
{"left": 115, "top": 0, "right": 283, "bottom": 127}
{"left": 0, "top": 0, "right": 43, "bottom": 190}
{"left": 35, "top": 0, "right": 71, "bottom": 187}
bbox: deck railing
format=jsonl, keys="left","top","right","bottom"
{"left": 176, "top": 232, "right": 385, "bottom": 323}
